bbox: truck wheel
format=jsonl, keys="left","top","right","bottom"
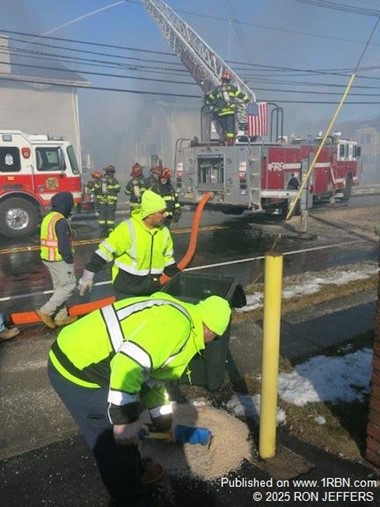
{"left": 0, "top": 198, "right": 40, "bottom": 238}
{"left": 342, "top": 175, "right": 352, "bottom": 201}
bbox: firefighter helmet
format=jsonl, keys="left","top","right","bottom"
{"left": 131, "top": 163, "right": 143, "bottom": 177}
{"left": 91, "top": 170, "right": 102, "bottom": 179}
{"left": 161, "top": 167, "right": 171, "bottom": 179}
{"left": 104, "top": 165, "right": 116, "bottom": 174}
{"left": 151, "top": 166, "right": 162, "bottom": 177}
{"left": 221, "top": 70, "right": 231, "bottom": 82}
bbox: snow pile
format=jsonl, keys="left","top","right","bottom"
{"left": 238, "top": 261, "right": 378, "bottom": 312}
{"left": 227, "top": 347, "right": 373, "bottom": 421}
{"left": 277, "top": 348, "right": 372, "bottom": 406}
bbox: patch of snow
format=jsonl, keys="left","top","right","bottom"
{"left": 278, "top": 348, "right": 372, "bottom": 406}
{"left": 226, "top": 393, "right": 286, "bottom": 425}
{"left": 238, "top": 262, "right": 378, "bottom": 312}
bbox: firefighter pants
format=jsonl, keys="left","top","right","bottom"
{"left": 40, "top": 261, "right": 76, "bottom": 319}
{"left": 217, "top": 113, "right": 235, "bottom": 140}
{"left": 98, "top": 203, "right": 117, "bottom": 230}
{"left": 47, "top": 360, "right": 150, "bottom": 507}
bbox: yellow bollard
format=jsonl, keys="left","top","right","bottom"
{"left": 259, "top": 251, "right": 283, "bottom": 459}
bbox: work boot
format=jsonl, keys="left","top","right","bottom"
{"left": 0, "top": 326, "right": 20, "bottom": 341}
{"left": 36, "top": 310, "right": 56, "bottom": 329}
{"left": 142, "top": 463, "right": 164, "bottom": 486}
{"left": 54, "top": 315, "right": 78, "bottom": 327}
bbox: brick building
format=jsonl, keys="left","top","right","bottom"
{"left": 366, "top": 237, "right": 380, "bottom": 466}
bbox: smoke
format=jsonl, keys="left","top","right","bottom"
{"left": 3, "top": 0, "right": 379, "bottom": 186}
{"left": 79, "top": 90, "right": 200, "bottom": 194}
{"left": 2, "top": 0, "right": 44, "bottom": 32}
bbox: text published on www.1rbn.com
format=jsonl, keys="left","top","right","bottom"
{"left": 218, "top": 476, "right": 378, "bottom": 503}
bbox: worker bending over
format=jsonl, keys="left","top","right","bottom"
{"left": 48, "top": 291, "right": 231, "bottom": 507}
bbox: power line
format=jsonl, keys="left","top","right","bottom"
{"left": 0, "top": 59, "right": 195, "bottom": 87}
{"left": 3, "top": 29, "right": 380, "bottom": 82}
{"left": 0, "top": 74, "right": 201, "bottom": 99}
{"left": 7, "top": 34, "right": 184, "bottom": 69}
{"left": 7, "top": 45, "right": 186, "bottom": 75}
{"left": 6, "top": 48, "right": 380, "bottom": 99}
{"left": 6, "top": 40, "right": 380, "bottom": 88}
{"left": 3, "top": 73, "right": 380, "bottom": 104}
{"left": 0, "top": 29, "right": 177, "bottom": 57}
{"left": 178, "top": 4, "right": 380, "bottom": 47}
{"left": 295, "top": 0, "right": 380, "bottom": 17}
{"left": 8, "top": 58, "right": 380, "bottom": 98}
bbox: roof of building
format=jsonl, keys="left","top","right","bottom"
{"left": 0, "top": 34, "right": 91, "bottom": 88}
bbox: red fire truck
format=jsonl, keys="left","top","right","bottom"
{"left": 0, "top": 130, "right": 85, "bottom": 238}
{"left": 174, "top": 133, "right": 361, "bottom": 215}
{"left": 142, "top": 0, "right": 361, "bottom": 216}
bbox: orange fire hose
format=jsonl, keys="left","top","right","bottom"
{"left": 9, "top": 192, "right": 213, "bottom": 326}
{"left": 159, "top": 192, "right": 212, "bottom": 285}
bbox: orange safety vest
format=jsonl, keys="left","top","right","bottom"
{"left": 40, "top": 212, "right": 73, "bottom": 261}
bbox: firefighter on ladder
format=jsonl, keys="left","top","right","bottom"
{"left": 96, "top": 165, "right": 121, "bottom": 236}
{"left": 205, "top": 70, "right": 249, "bottom": 145}
{"left": 125, "top": 163, "right": 146, "bottom": 212}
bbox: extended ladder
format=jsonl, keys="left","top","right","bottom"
{"left": 140, "top": 0, "right": 256, "bottom": 101}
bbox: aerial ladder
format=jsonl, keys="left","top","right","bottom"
{"left": 140, "top": 0, "right": 258, "bottom": 141}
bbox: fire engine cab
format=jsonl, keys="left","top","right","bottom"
{"left": 0, "top": 130, "right": 83, "bottom": 238}
{"left": 175, "top": 133, "right": 361, "bottom": 215}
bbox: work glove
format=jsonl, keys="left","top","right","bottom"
{"left": 78, "top": 269, "right": 95, "bottom": 296}
{"left": 150, "top": 411, "right": 173, "bottom": 432}
{"left": 113, "top": 420, "right": 149, "bottom": 446}
{"left": 172, "top": 209, "right": 181, "bottom": 223}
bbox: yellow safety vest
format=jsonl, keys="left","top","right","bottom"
{"left": 40, "top": 211, "right": 72, "bottom": 261}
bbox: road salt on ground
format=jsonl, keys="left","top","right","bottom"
{"left": 140, "top": 403, "right": 252, "bottom": 481}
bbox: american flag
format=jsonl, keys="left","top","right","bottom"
{"left": 247, "top": 102, "right": 268, "bottom": 137}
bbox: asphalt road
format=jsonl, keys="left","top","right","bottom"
{"left": 0, "top": 192, "right": 378, "bottom": 315}
{"left": 0, "top": 190, "right": 379, "bottom": 506}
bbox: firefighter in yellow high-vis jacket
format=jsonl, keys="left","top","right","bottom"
{"left": 47, "top": 291, "right": 231, "bottom": 506}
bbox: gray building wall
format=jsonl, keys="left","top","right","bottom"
{"left": 0, "top": 34, "right": 88, "bottom": 168}
{"left": 0, "top": 81, "right": 82, "bottom": 166}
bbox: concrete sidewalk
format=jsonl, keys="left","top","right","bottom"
{"left": 0, "top": 288, "right": 379, "bottom": 506}
{"left": 228, "top": 288, "right": 376, "bottom": 384}
{"left": 0, "top": 290, "right": 375, "bottom": 461}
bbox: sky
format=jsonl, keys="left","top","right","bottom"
{"left": 2, "top": 0, "right": 380, "bottom": 166}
